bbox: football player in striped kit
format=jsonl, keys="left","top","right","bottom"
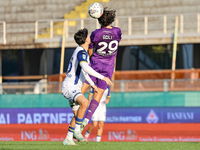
{"left": 61, "top": 28, "right": 112, "bottom": 145}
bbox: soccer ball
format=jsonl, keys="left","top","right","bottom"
{"left": 88, "top": 2, "right": 103, "bottom": 19}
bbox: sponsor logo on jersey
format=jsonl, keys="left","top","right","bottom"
{"left": 82, "top": 54, "right": 86, "bottom": 59}
{"left": 103, "top": 31, "right": 111, "bottom": 33}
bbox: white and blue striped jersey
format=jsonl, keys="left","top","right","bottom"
{"left": 62, "top": 46, "right": 89, "bottom": 89}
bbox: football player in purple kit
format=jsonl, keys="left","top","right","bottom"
{"left": 80, "top": 8, "right": 122, "bottom": 132}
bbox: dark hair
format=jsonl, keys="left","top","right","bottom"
{"left": 98, "top": 8, "right": 116, "bottom": 27}
{"left": 74, "top": 28, "right": 88, "bottom": 45}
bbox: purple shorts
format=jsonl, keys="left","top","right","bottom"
{"left": 85, "top": 60, "right": 114, "bottom": 90}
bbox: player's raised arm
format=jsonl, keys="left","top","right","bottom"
{"left": 83, "top": 70, "right": 95, "bottom": 86}
{"left": 83, "top": 70, "right": 99, "bottom": 94}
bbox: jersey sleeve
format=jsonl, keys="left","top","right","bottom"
{"left": 83, "top": 70, "right": 95, "bottom": 86}
{"left": 107, "top": 86, "right": 111, "bottom": 98}
{"left": 118, "top": 28, "right": 122, "bottom": 41}
{"left": 80, "top": 62, "right": 104, "bottom": 80}
{"left": 77, "top": 50, "right": 88, "bottom": 64}
{"left": 89, "top": 31, "right": 95, "bottom": 49}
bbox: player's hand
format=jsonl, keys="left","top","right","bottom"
{"left": 103, "top": 77, "right": 112, "bottom": 86}
{"left": 104, "top": 99, "right": 110, "bottom": 104}
{"left": 91, "top": 85, "right": 99, "bottom": 93}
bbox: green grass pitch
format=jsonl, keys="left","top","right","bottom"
{"left": 0, "top": 141, "right": 200, "bottom": 150}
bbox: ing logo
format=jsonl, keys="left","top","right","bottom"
{"left": 108, "top": 130, "right": 137, "bottom": 141}
{"left": 21, "top": 129, "right": 49, "bottom": 141}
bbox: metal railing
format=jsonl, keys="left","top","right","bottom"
{"left": 0, "top": 21, "right": 6, "bottom": 44}
{"left": 1, "top": 79, "right": 200, "bottom": 94}
{"left": 35, "top": 18, "right": 101, "bottom": 41}
{"left": 0, "top": 13, "right": 200, "bottom": 44}
{"left": 35, "top": 14, "right": 200, "bottom": 39}
{"left": 34, "top": 13, "right": 200, "bottom": 42}
{"left": 112, "top": 79, "right": 200, "bottom": 92}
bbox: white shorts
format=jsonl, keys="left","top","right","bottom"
{"left": 61, "top": 86, "right": 82, "bottom": 111}
{"left": 92, "top": 105, "right": 106, "bottom": 122}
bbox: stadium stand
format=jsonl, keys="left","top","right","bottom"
{"left": 0, "top": 0, "right": 85, "bottom": 44}
{"left": 0, "top": 0, "right": 85, "bottom": 21}
{"left": 37, "top": 0, "right": 110, "bottom": 39}
{"left": 34, "top": 0, "right": 200, "bottom": 48}
{"left": 104, "top": 0, "right": 200, "bottom": 16}
{"left": 0, "top": 0, "right": 200, "bottom": 47}
{"left": 1, "top": 0, "right": 200, "bottom": 94}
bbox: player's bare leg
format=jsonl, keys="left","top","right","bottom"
{"left": 70, "top": 111, "right": 77, "bottom": 127}
{"left": 76, "top": 95, "right": 88, "bottom": 119}
{"left": 73, "top": 95, "right": 89, "bottom": 142}
{"left": 81, "top": 88, "right": 105, "bottom": 132}
{"left": 84, "top": 121, "right": 98, "bottom": 141}
{"left": 88, "top": 121, "right": 98, "bottom": 132}
{"left": 81, "top": 82, "right": 90, "bottom": 94}
{"left": 93, "top": 88, "right": 105, "bottom": 102}
{"left": 96, "top": 121, "right": 104, "bottom": 142}
{"left": 63, "top": 110, "right": 77, "bottom": 145}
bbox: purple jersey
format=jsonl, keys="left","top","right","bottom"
{"left": 89, "top": 26, "right": 122, "bottom": 65}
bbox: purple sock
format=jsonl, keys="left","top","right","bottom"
{"left": 85, "top": 99, "right": 99, "bottom": 121}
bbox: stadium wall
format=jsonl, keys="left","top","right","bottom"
{"left": 1, "top": 124, "right": 200, "bottom": 142}
{"left": 1, "top": 107, "right": 200, "bottom": 141}
{"left": 1, "top": 92, "right": 200, "bottom": 142}
{"left": 0, "top": 91, "right": 200, "bottom": 108}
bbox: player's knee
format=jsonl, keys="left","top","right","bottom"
{"left": 99, "top": 122, "right": 104, "bottom": 128}
{"left": 80, "top": 99, "right": 88, "bottom": 110}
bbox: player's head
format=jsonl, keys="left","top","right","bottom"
{"left": 98, "top": 8, "right": 116, "bottom": 27}
{"left": 74, "top": 28, "right": 90, "bottom": 45}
